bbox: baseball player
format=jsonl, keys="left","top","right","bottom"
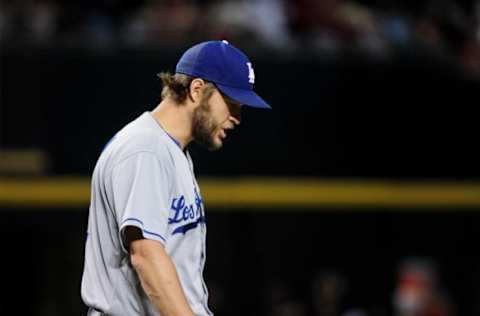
{"left": 80, "top": 40, "right": 271, "bottom": 316}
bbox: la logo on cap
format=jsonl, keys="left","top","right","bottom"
{"left": 175, "top": 40, "right": 270, "bottom": 109}
{"left": 247, "top": 62, "right": 255, "bottom": 84}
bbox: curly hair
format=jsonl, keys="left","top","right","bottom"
{"left": 158, "top": 72, "right": 216, "bottom": 105}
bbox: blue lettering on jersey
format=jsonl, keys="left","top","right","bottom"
{"left": 172, "top": 217, "right": 206, "bottom": 235}
{"left": 168, "top": 188, "right": 205, "bottom": 235}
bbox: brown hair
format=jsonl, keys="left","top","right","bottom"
{"left": 158, "top": 72, "right": 216, "bottom": 105}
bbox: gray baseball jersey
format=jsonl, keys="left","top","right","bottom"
{"left": 81, "top": 112, "right": 213, "bottom": 316}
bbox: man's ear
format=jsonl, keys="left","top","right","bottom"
{"left": 189, "top": 78, "right": 205, "bottom": 104}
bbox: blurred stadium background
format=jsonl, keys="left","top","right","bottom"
{"left": 1, "top": 0, "right": 480, "bottom": 315}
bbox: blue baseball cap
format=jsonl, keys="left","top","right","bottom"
{"left": 175, "top": 40, "right": 271, "bottom": 109}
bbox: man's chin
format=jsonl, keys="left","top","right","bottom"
{"left": 208, "top": 139, "right": 223, "bottom": 151}
{"left": 194, "top": 137, "right": 223, "bottom": 151}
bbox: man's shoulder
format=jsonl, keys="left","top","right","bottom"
{"left": 99, "top": 117, "right": 174, "bottom": 172}
{"left": 113, "top": 128, "right": 171, "bottom": 162}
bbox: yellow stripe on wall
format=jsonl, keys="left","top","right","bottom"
{"left": 1, "top": 177, "right": 480, "bottom": 209}
{"left": 0, "top": 177, "right": 91, "bottom": 208}
{"left": 201, "top": 178, "right": 480, "bottom": 209}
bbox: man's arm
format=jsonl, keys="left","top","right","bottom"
{"left": 125, "top": 227, "right": 195, "bottom": 316}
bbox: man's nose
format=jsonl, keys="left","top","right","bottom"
{"left": 230, "top": 115, "right": 241, "bottom": 126}
{"left": 229, "top": 105, "right": 241, "bottom": 125}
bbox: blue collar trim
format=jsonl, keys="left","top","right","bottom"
{"left": 165, "top": 132, "right": 182, "bottom": 149}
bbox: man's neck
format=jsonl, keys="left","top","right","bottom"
{"left": 150, "top": 100, "right": 193, "bottom": 150}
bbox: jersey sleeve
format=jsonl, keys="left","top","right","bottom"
{"left": 110, "top": 152, "right": 172, "bottom": 253}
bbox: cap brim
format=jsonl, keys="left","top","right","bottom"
{"left": 216, "top": 83, "right": 271, "bottom": 109}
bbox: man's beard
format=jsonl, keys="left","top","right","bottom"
{"left": 192, "top": 98, "right": 221, "bottom": 151}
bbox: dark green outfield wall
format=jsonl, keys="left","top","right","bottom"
{"left": 1, "top": 47, "right": 479, "bottom": 179}
{"left": 2, "top": 47, "right": 480, "bottom": 315}
{"left": 1, "top": 209, "right": 479, "bottom": 315}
